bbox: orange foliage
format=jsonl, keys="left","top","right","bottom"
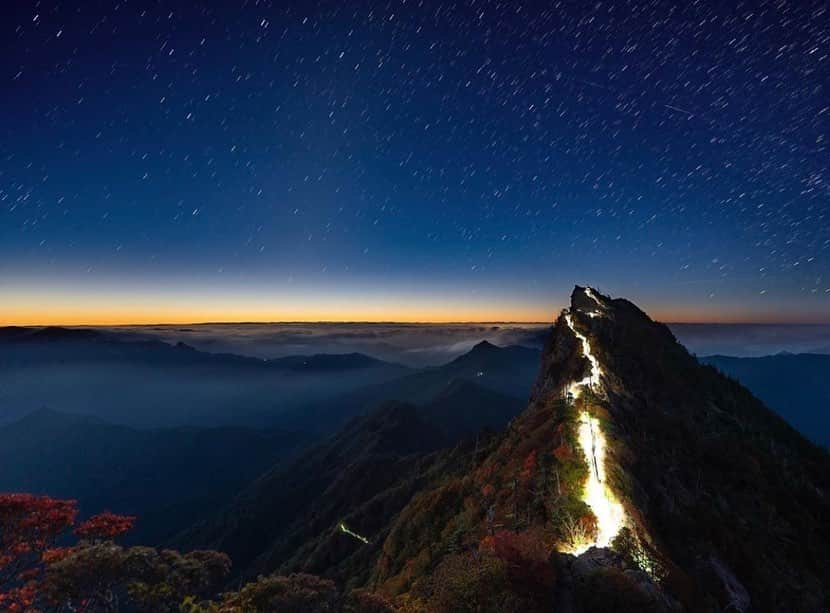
{"left": 0, "top": 493, "right": 78, "bottom": 611}
{"left": 520, "top": 450, "right": 538, "bottom": 483}
{"left": 479, "top": 535, "right": 496, "bottom": 554}
{"left": 489, "top": 529, "right": 556, "bottom": 598}
{"left": 40, "top": 548, "right": 70, "bottom": 564}
{"left": 0, "top": 494, "right": 136, "bottom": 611}
{"left": 553, "top": 442, "right": 573, "bottom": 460}
{"left": 75, "top": 511, "right": 136, "bottom": 541}
{"left": 578, "top": 513, "right": 597, "bottom": 535}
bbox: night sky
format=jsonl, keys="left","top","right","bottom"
{"left": 2, "top": 1, "right": 828, "bottom": 324}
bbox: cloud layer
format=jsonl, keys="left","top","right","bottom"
{"left": 100, "top": 322, "right": 830, "bottom": 367}
{"left": 107, "top": 322, "right": 552, "bottom": 367}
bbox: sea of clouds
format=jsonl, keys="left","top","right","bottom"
{"left": 101, "top": 322, "right": 830, "bottom": 367}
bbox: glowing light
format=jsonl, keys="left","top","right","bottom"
{"left": 338, "top": 522, "right": 370, "bottom": 544}
{"left": 584, "top": 287, "right": 605, "bottom": 311}
{"left": 574, "top": 412, "right": 626, "bottom": 552}
{"left": 561, "top": 293, "right": 627, "bottom": 555}
{"left": 564, "top": 313, "right": 602, "bottom": 398}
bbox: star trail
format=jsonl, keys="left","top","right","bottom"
{"left": 1, "top": 1, "right": 828, "bottom": 324}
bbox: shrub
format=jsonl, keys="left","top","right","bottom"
{"left": 218, "top": 573, "right": 338, "bottom": 612}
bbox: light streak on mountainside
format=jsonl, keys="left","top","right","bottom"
{"left": 338, "top": 522, "right": 370, "bottom": 545}
{"left": 562, "top": 292, "right": 627, "bottom": 555}
{"left": 585, "top": 287, "right": 606, "bottom": 311}
{"left": 576, "top": 412, "right": 626, "bottom": 550}
{"left": 564, "top": 313, "right": 602, "bottom": 398}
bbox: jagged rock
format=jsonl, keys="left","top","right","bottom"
{"left": 570, "top": 546, "right": 625, "bottom": 577}
{"left": 556, "top": 547, "right": 679, "bottom": 613}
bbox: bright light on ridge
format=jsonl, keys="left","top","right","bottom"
{"left": 562, "top": 290, "right": 627, "bottom": 555}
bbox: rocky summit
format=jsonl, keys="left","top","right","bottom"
{"left": 363, "top": 286, "right": 830, "bottom": 612}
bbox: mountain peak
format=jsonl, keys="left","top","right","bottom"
{"left": 570, "top": 285, "right": 612, "bottom": 314}
{"left": 371, "top": 286, "right": 830, "bottom": 611}
{"left": 470, "top": 339, "right": 498, "bottom": 352}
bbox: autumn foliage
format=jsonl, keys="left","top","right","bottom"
{"left": 75, "top": 512, "right": 136, "bottom": 542}
{"left": 0, "top": 494, "right": 78, "bottom": 612}
{"left": 0, "top": 491, "right": 402, "bottom": 612}
{"left": 0, "top": 493, "right": 230, "bottom": 612}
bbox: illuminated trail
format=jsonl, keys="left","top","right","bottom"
{"left": 564, "top": 313, "right": 602, "bottom": 397}
{"left": 562, "top": 297, "right": 627, "bottom": 555}
{"left": 584, "top": 286, "right": 605, "bottom": 311}
{"left": 338, "top": 522, "right": 370, "bottom": 545}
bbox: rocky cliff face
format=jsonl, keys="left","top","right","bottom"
{"left": 371, "top": 286, "right": 830, "bottom": 612}
{"left": 559, "top": 287, "right": 829, "bottom": 611}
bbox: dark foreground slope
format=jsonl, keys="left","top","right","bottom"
{"left": 177, "top": 380, "right": 519, "bottom": 584}
{"left": 365, "top": 287, "right": 830, "bottom": 612}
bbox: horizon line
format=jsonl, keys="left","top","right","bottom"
{"left": 4, "top": 319, "right": 830, "bottom": 327}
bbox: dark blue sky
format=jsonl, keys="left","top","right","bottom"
{"left": 2, "top": 1, "right": 828, "bottom": 323}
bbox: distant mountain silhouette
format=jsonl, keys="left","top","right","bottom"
{"left": 0, "top": 408, "right": 308, "bottom": 544}
{"left": 0, "top": 325, "right": 103, "bottom": 342}
{"left": 278, "top": 341, "right": 540, "bottom": 434}
{"left": 0, "top": 326, "right": 400, "bottom": 371}
{"left": 0, "top": 327, "right": 409, "bottom": 427}
{"left": 701, "top": 352, "right": 830, "bottom": 446}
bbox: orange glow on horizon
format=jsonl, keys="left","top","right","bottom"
{"left": 0, "top": 297, "right": 553, "bottom": 326}
{"left": 0, "top": 309, "right": 552, "bottom": 326}
{"left": 2, "top": 287, "right": 825, "bottom": 326}
{"left": 0, "top": 303, "right": 821, "bottom": 326}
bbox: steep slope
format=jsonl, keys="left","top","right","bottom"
{"left": 419, "top": 378, "right": 524, "bottom": 442}
{"left": 279, "top": 341, "right": 540, "bottom": 435}
{"left": 178, "top": 403, "right": 449, "bottom": 580}
{"left": 700, "top": 353, "right": 830, "bottom": 447}
{"left": 369, "top": 286, "right": 830, "bottom": 612}
{"left": 177, "top": 378, "right": 519, "bottom": 583}
{"left": 0, "top": 409, "right": 308, "bottom": 544}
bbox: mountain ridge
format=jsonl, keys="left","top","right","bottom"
{"left": 362, "top": 286, "right": 830, "bottom": 611}
{"left": 275, "top": 342, "right": 540, "bottom": 436}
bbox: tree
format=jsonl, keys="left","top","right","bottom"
{"left": 487, "top": 529, "right": 555, "bottom": 601}
{"left": 408, "top": 551, "right": 535, "bottom": 613}
{"left": 1, "top": 492, "right": 229, "bottom": 612}
{"left": 41, "top": 545, "right": 231, "bottom": 612}
{"left": 0, "top": 493, "right": 77, "bottom": 611}
{"left": 342, "top": 588, "right": 395, "bottom": 613}
{"left": 75, "top": 512, "right": 136, "bottom": 542}
{"left": 217, "top": 573, "right": 338, "bottom": 612}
